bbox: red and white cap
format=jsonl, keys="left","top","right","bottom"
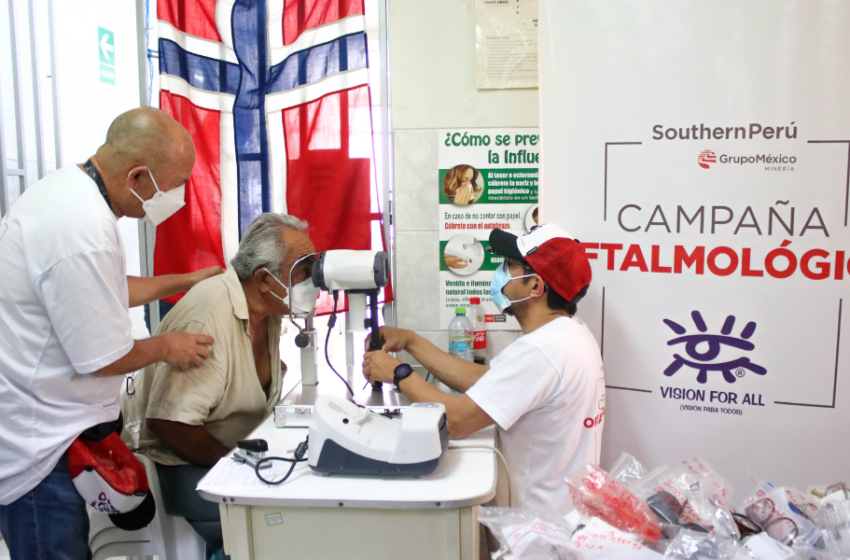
{"left": 489, "top": 224, "right": 592, "bottom": 302}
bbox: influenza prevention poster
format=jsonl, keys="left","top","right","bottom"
{"left": 438, "top": 128, "right": 539, "bottom": 330}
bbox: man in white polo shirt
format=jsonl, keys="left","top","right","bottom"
{"left": 363, "top": 224, "right": 605, "bottom": 509}
{"left": 0, "top": 107, "right": 221, "bottom": 560}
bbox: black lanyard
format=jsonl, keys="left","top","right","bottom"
{"left": 83, "top": 159, "right": 112, "bottom": 209}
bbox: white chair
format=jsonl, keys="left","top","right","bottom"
{"left": 89, "top": 453, "right": 206, "bottom": 560}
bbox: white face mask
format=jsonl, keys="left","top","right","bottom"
{"left": 264, "top": 269, "right": 320, "bottom": 316}
{"left": 130, "top": 169, "right": 186, "bottom": 226}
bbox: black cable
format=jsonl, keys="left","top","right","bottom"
{"left": 254, "top": 437, "right": 309, "bottom": 485}
{"left": 325, "top": 291, "right": 354, "bottom": 397}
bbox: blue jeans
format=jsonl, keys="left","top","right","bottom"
{"left": 0, "top": 455, "right": 91, "bottom": 560}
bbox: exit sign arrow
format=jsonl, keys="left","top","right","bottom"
{"left": 100, "top": 33, "right": 114, "bottom": 61}
{"left": 98, "top": 27, "right": 115, "bottom": 84}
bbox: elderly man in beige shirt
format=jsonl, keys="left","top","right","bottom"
{"left": 127, "top": 213, "right": 317, "bottom": 558}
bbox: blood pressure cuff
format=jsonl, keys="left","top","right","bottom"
{"left": 67, "top": 430, "right": 155, "bottom": 530}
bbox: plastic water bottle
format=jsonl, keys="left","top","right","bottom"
{"left": 448, "top": 306, "right": 474, "bottom": 362}
{"left": 467, "top": 297, "right": 487, "bottom": 365}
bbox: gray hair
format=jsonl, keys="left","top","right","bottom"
{"left": 230, "top": 214, "right": 308, "bottom": 281}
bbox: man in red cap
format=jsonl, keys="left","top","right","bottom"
{"left": 363, "top": 224, "right": 605, "bottom": 509}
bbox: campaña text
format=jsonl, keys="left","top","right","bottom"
{"left": 582, "top": 240, "right": 849, "bottom": 281}
{"left": 617, "top": 203, "right": 828, "bottom": 237}
{"left": 652, "top": 122, "right": 797, "bottom": 141}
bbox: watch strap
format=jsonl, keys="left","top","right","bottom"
{"left": 393, "top": 363, "right": 415, "bottom": 390}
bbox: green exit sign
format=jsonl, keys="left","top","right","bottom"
{"left": 98, "top": 27, "right": 115, "bottom": 85}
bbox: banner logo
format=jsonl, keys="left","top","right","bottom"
{"left": 663, "top": 311, "right": 767, "bottom": 384}
{"left": 698, "top": 150, "right": 717, "bottom": 169}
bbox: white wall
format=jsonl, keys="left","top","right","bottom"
{"left": 389, "top": 0, "right": 539, "bottom": 359}
{"left": 52, "top": 0, "right": 143, "bottom": 277}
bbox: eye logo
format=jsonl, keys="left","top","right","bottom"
{"left": 663, "top": 311, "right": 767, "bottom": 384}
{"left": 698, "top": 150, "right": 716, "bottom": 169}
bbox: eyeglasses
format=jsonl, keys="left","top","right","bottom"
{"left": 745, "top": 498, "right": 799, "bottom": 546}
{"left": 646, "top": 491, "right": 709, "bottom": 533}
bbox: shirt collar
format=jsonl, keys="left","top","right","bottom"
{"left": 222, "top": 267, "right": 250, "bottom": 321}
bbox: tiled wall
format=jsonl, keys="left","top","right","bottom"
{"left": 388, "top": 0, "right": 540, "bottom": 364}
{"left": 392, "top": 129, "right": 523, "bottom": 364}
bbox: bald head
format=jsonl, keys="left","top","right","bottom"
{"left": 96, "top": 107, "right": 194, "bottom": 178}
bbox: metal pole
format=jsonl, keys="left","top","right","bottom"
{"left": 9, "top": 0, "right": 30, "bottom": 194}
{"left": 47, "top": 0, "right": 62, "bottom": 169}
{"left": 27, "top": 0, "right": 46, "bottom": 180}
{"left": 136, "top": 0, "right": 148, "bottom": 106}
{"left": 378, "top": 0, "right": 395, "bottom": 327}
{"left": 135, "top": 0, "right": 160, "bottom": 332}
{"left": 0, "top": 73, "right": 8, "bottom": 217}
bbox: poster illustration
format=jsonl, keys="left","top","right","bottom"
{"left": 438, "top": 128, "right": 540, "bottom": 330}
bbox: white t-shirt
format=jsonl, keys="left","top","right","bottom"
{"left": 465, "top": 316, "right": 605, "bottom": 510}
{"left": 0, "top": 165, "right": 134, "bottom": 505}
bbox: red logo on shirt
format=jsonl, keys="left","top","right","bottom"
{"left": 583, "top": 407, "right": 605, "bottom": 428}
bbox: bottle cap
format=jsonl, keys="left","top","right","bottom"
{"left": 470, "top": 297, "right": 480, "bottom": 304}
{"left": 455, "top": 307, "right": 466, "bottom": 314}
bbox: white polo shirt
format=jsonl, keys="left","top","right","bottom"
{"left": 0, "top": 165, "right": 134, "bottom": 505}
{"left": 465, "top": 315, "right": 605, "bottom": 509}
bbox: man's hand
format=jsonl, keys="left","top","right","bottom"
{"left": 377, "top": 326, "right": 415, "bottom": 353}
{"left": 362, "top": 350, "right": 403, "bottom": 385}
{"left": 188, "top": 266, "right": 225, "bottom": 288}
{"left": 162, "top": 331, "right": 214, "bottom": 372}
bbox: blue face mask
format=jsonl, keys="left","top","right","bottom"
{"left": 490, "top": 262, "right": 536, "bottom": 312}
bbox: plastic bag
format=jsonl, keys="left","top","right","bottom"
{"left": 478, "top": 507, "right": 583, "bottom": 560}
{"left": 636, "top": 460, "right": 739, "bottom": 540}
{"left": 739, "top": 485, "right": 820, "bottom": 549}
{"left": 663, "top": 528, "right": 740, "bottom": 560}
{"left": 731, "top": 534, "right": 799, "bottom": 560}
{"left": 565, "top": 464, "right": 662, "bottom": 545}
{"left": 572, "top": 517, "right": 664, "bottom": 560}
{"left": 819, "top": 498, "right": 850, "bottom": 556}
{"left": 611, "top": 452, "right": 650, "bottom": 490}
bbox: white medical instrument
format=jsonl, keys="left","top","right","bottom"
{"left": 308, "top": 396, "right": 448, "bottom": 477}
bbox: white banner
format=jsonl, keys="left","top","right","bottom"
{"left": 539, "top": 1, "right": 850, "bottom": 490}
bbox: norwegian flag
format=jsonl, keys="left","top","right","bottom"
{"left": 154, "top": 0, "right": 375, "bottom": 305}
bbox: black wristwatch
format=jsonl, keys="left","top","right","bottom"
{"left": 393, "top": 363, "right": 415, "bottom": 390}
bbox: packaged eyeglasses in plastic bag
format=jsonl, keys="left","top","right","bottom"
{"left": 478, "top": 508, "right": 583, "bottom": 560}
{"left": 739, "top": 485, "right": 820, "bottom": 549}
{"left": 662, "top": 528, "right": 740, "bottom": 560}
{"left": 565, "top": 464, "right": 663, "bottom": 545}
{"left": 635, "top": 460, "right": 739, "bottom": 540}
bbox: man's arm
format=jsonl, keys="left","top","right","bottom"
{"left": 379, "top": 326, "right": 488, "bottom": 393}
{"left": 127, "top": 266, "right": 224, "bottom": 307}
{"left": 146, "top": 418, "right": 230, "bottom": 468}
{"left": 362, "top": 350, "right": 494, "bottom": 439}
{"left": 90, "top": 332, "right": 213, "bottom": 377}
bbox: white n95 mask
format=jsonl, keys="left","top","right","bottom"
{"left": 264, "top": 269, "right": 320, "bottom": 315}
{"left": 130, "top": 169, "right": 186, "bottom": 226}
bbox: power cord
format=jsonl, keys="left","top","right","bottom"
{"left": 448, "top": 443, "right": 512, "bottom": 507}
{"left": 325, "top": 291, "right": 354, "bottom": 397}
{"left": 254, "top": 437, "right": 309, "bottom": 485}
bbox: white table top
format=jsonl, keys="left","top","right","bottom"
{"left": 197, "top": 364, "right": 497, "bottom": 509}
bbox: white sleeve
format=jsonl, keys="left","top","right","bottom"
{"left": 465, "top": 341, "right": 560, "bottom": 431}
{"left": 33, "top": 249, "right": 134, "bottom": 374}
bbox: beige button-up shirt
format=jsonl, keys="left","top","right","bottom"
{"left": 129, "top": 267, "right": 284, "bottom": 466}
